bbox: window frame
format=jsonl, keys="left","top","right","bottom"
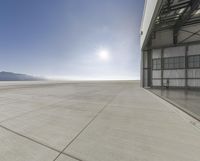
{"left": 152, "top": 58, "right": 161, "bottom": 70}
{"left": 163, "top": 56, "right": 185, "bottom": 70}
{"left": 188, "top": 55, "right": 200, "bottom": 69}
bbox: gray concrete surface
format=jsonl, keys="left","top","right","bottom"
{"left": 0, "top": 81, "right": 200, "bottom": 161}
{"left": 150, "top": 88, "right": 200, "bottom": 121}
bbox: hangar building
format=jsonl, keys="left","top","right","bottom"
{"left": 141, "top": 0, "right": 200, "bottom": 88}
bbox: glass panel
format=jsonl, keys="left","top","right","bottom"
{"left": 188, "top": 55, "right": 200, "bottom": 68}
{"left": 163, "top": 56, "right": 185, "bottom": 69}
{"left": 152, "top": 59, "right": 161, "bottom": 70}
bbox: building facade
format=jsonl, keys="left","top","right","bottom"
{"left": 141, "top": 0, "right": 200, "bottom": 88}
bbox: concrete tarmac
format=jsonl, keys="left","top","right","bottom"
{"left": 150, "top": 88, "right": 200, "bottom": 121}
{"left": 0, "top": 81, "right": 199, "bottom": 161}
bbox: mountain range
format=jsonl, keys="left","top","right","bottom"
{"left": 0, "top": 71, "right": 45, "bottom": 81}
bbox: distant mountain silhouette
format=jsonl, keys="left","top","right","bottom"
{"left": 0, "top": 71, "right": 45, "bottom": 81}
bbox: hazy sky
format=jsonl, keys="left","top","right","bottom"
{"left": 0, "top": 0, "right": 144, "bottom": 80}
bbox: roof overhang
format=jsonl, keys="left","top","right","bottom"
{"left": 140, "top": 0, "right": 200, "bottom": 50}
{"left": 140, "top": 0, "right": 163, "bottom": 50}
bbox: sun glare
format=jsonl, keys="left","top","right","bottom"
{"left": 98, "top": 49, "right": 110, "bottom": 61}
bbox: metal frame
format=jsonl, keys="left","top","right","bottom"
{"left": 151, "top": 47, "right": 200, "bottom": 88}
{"left": 161, "top": 49, "right": 164, "bottom": 87}
{"left": 185, "top": 45, "right": 189, "bottom": 88}
{"left": 141, "top": 0, "right": 200, "bottom": 88}
{"left": 163, "top": 56, "right": 185, "bottom": 70}
{"left": 153, "top": 0, "right": 200, "bottom": 31}
{"left": 142, "top": 50, "right": 152, "bottom": 88}
{"left": 149, "top": 0, "right": 200, "bottom": 47}
{"left": 152, "top": 58, "right": 161, "bottom": 70}
{"left": 147, "top": 39, "right": 200, "bottom": 50}
{"left": 187, "top": 54, "right": 200, "bottom": 68}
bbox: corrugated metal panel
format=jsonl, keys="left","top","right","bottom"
{"left": 152, "top": 49, "right": 161, "bottom": 58}
{"left": 152, "top": 30, "right": 173, "bottom": 47}
{"left": 169, "top": 79, "right": 185, "bottom": 87}
{"left": 163, "top": 70, "right": 185, "bottom": 78}
{"left": 152, "top": 70, "right": 161, "bottom": 78}
{"left": 164, "top": 46, "right": 185, "bottom": 58}
{"left": 188, "top": 44, "right": 200, "bottom": 56}
{"left": 143, "top": 69, "right": 149, "bottom": 87}
{"left": 188, "top": 79, "right": 200, "bottom": 87}
{"left": 152, "top": 79, "right": 161, "bottom": 86}
{"left": 187, "top": 69, "right": 200, "bottom": 78}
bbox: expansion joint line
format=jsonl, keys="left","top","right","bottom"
{"left": 52, "top": 87, "right": 126, "bottom": 161}
{"left": 0, "top": 124, "right": 84, "bottom": 161}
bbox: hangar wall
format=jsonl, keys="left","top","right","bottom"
{"left": 141, "top": 0, "right": 200, "bottom": 88}
{"left": 143, "top": 23, "right": 200, "bottom": 88}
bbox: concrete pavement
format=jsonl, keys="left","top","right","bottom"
{"left": 0, "top": 81, "right": 199, "bottom": 161}
{"left": 150, "top": 88, "right": 200, "bottom": 121}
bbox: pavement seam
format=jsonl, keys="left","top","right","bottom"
{"left": 0, "top": 124, "right": 82, "bottom": 161}
{"left": 149, "top": 89, "right": 200, "bottom": 121}
{"left": 0, "top": 98, "right": 116, "bottom": 161}
{"left": 0, "top": 84, "right": 126, "bottom": 161}
{"left": 0, "top": 99, "right": 110, "bottom": 161}
{"left": 0, "top": 97, "right": 108, "bottom": 125}
{"left": 52, "top": 87, "right": 125, "bottom": 161}
{"left": 60, "top": 153, "right": 83, "bottom": 161}
{"left": 0, "top": 124, "right": 61, "bottom": 153}
{"left": 145, "top": 89, "right": 200, "bottom": 131}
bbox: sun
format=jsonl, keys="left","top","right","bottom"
{"left": 97, "top": 49, "right": 110, "bottom": 61}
